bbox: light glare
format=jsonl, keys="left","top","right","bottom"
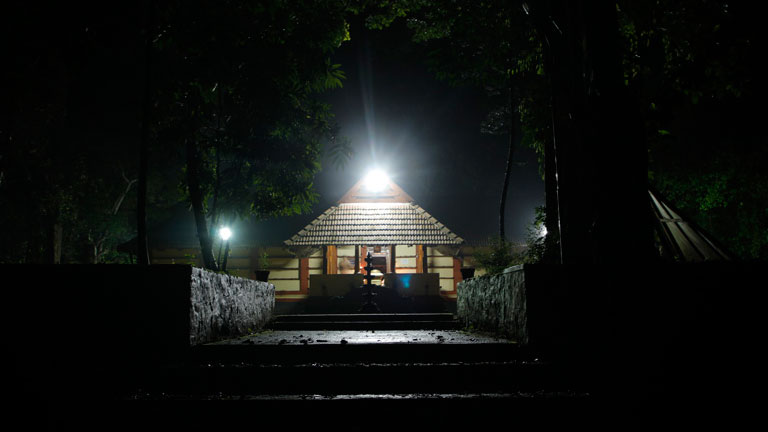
{"left": 219, "top": 227, "right": 232, "bottom": 241}
{"left": 364, "top": 169, "right": 389, "bottom": 193}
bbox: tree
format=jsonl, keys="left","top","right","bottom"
{"left": 149, "top": 0, "right": 352, "bottom": 270}
{"left": 408, "top": 0, "right": 766, "bottom": 262}
{"left": 370, "top": 1, "right": 547, "bottom": 243}
{"left": 616, "top": 0, "right": 767, "bottom": 259}
{"left": 363, "top": 1, "right": 566, "bottom": 262}
{"left": 2, "top": 1, "right": 356, "bottom": 267}
{"left": 2, "top": 2, "right": 185, "bottom": 264}
{"left": 136, "top": 0, "right": 154, "bottom": 265}
{"left": 442, "top": 0, "right": 765, "bottom": 263}
{"left": 495, "top": 1, "right": 657, "bottom": 265}
{"left": 3, "top": 2, "right": 132, "bottom": 263}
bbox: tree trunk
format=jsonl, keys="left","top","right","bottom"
{"left": 220, "top": 214, "right": 235, "bottom": 272}
{"left": 543, "top": 132, "right": 562, "bottom": 264}
{"left": 582, "top": 1, "right": 653, "bottom": 263}
{"left": 499, "top": 76, "right": 516, "bottom": 241}
{"left": 547, "top": 0, "right": 591, "bottom": 264}
{"left": 221, "top": 240, "right": 231, "bottom": 272}
{"left": 499, "top": 128, "right": 515, "bottom": 240}
{"left": 208, "top": 146, "right": 220, "bottom": 241}
{"left": 185, "top": 139, "right": 219, "bottom": 271}
{"left": 208, "top": 86, "right": 223, "bottom": 241}
{"left": 136, "top": 0, "right": 153, "bottom": 266}
{"left": 48, "top": 218, "right": 62, "bottom": 264}
{"left": 530, "top": 0, "right": 653, "bottom": 264}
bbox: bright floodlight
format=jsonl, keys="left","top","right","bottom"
{"left": 219, "top": 227, "right": 232, "bottom": 241}
{"left": 363, "top": 169, "right": 389, "bottom": 193}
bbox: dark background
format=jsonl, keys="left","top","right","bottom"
{"left": 6, "top": 2, "right": 765, "bottom": 257}
{"left": 3, "top": 4, "right": 542, "bottom": 246}
{"left": 281, "top": 17, "right": 544, "bottom": 244}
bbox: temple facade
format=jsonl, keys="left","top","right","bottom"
{"left": 144, "top": 175, "right": 487, "bottom": 307}
{"left": 142, "top": 183, "right": 729, "bottom": 309}
{"left": 274, "top": 175, "right": 466, "bottom": 304}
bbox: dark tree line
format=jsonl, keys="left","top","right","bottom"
{"left": 145, "top": 0, "right": 353, "bottom": 270}
{"left": 2, "top": 1, "right": 155, "bottom": 263}
{"left": 2, "top": 1, "right": 764, "bottom": 265}
{"left": 2, "top": 1, "right": 353, "bottom": 266}
{"left": 367, "top": 0, "right": 766, "bottom": 262}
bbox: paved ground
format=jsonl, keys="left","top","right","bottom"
{"left": 209, "top": 329, "right": 516, "bottom": 346}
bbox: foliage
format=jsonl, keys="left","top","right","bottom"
{"left": 1, "top": 3, "right": 182, "bottom": 263}
{"left": 652, "top": 138, "right": 768, "bottom": 260}
{"left": 472, "top": 207, "right": 550, "bottom": 273}
{"left": 366, "top": 1, "right": 766, "bottom": 261}
{"left": 523, "top": 206, "right": 547, "bottom": 264}
{"left": 258, "top": 251, "right": 270, "bottom": 270}
{"left": 472, "top": 237, "right": 523, "bottom": 276}
{"left": 402, "top": 0, "right": 547, "bottom": 156}
{"left": 153, "top": 0, "right": 350, "bottom": 209}
{"left": 398, "top": 1, "right": 548, "bottom": 241}
{"left": 616, "top": 1, "right": 767, "bottom": 259}
{"left": 2, "top": 0, "right": 356, "bottom": 266}
{"left": 149, "top": 0, "right": 356, "bottom": 269}
{"left": 4, "top": 1, "right": 764, "bottom": 264}
{"left": 363, "top": 0, "right": 552, "bottom": 246}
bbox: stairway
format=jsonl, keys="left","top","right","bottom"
{"left": 267, "top": 312, "right": 462, "bottom": 330}
{"left": 125, "top": 313, "right": 593, "bottom": 427}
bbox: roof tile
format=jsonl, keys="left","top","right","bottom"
{"left": 285, "top": 203, "right": 464, "bottom": 246}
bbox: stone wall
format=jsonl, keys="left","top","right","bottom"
{"left": 3, "top": 264, "right": 274, "bottom": 361}
{"left": 4, "top": 264, "right": 275, "bottom": 403}
{"left": 455, "top": 261, "right": 766, "bottom": 410}
{"left": 457, "top": 265, "right": 529, "bottom": 344}
{"left": 189, "top": 267, "right": 274, "bottom": 345}
{"left": 458, "top": 262, "right": 764, "bottom": 351}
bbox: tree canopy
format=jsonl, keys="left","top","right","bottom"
{"left": 2, "top": 1, "right": 764, "bottom": 265}
{"left": 1, "top": 0, "right": 354, "bottom": 266}
{"left": 1, "top": 1, "right": 169, "bottom": 263}
{"left": 363, "top": 0, "right": 766, "bottom": 261}
{"left": 618, "top": 0, "right": 768, "bottom": 260}
{"left": 149, "top": 0, "right": 354, "bottom": 269}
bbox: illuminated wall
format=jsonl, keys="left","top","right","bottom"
{"left": 149, "top": 244, "right": 488, "bottom": 302}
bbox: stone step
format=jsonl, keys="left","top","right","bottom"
{"left": 146, "top": 392, "right": 591, "bottom": 401}
{"left": 271, "top": 313, "right": 457, "bottom": 323}
{"left": 134, "top": 359, "right": 571, "bottom": 398}
{"left": 268, "top": 313, "right": 461, "bottom": 330}
{"left": 116, "top": 392, "right": 597, "bottom": 428}
{"left": 129, "top": 332, "right": 575, "bottom": 400}
{"left": 267, "top": 320, "right": 461, "bottom": 330}
{"left": 123, "top": 329, "right": 577, "bottom": 403}
{"left": 192, "top": 342, "right": 528, "bottom": 365}
{"left": 196, "top": 331, "right": 527, "bottom": 365}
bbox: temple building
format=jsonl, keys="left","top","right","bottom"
{"left": 139, "top": 172, "right": 473, "bottom": 311}
{"left": 125, "top": 177, "right": 726, "bottom": 312}
{"left": 276, "top": 172, "right": 465, "bottom": 306}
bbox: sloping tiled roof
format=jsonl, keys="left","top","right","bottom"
{"left": 649, "top": 188, "right": 731, "bottom": 261}
{"left": 284, "top": 202, "right": 464, "bottom": 246}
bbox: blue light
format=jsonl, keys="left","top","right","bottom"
{"left": 400, "top": 274, "right": 412, "bottom": 289}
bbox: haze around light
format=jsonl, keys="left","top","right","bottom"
{"left": 363, "top": 169, "right": 390, "bottom": 192}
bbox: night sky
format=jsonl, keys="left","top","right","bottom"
{"left": 302, "top": 18, "right": 544, "bottom": 244}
